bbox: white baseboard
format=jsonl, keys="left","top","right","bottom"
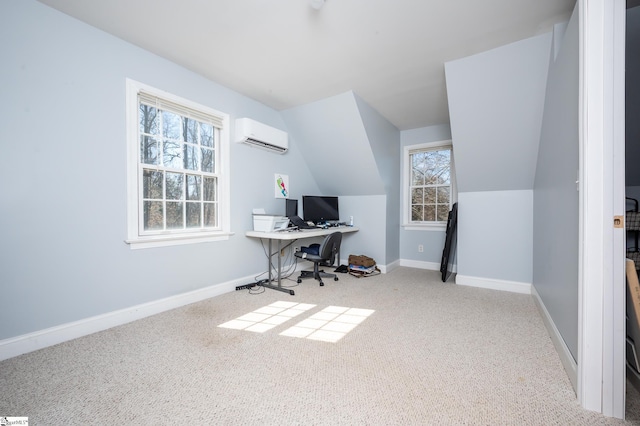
{"left": 531, "top": 285, "right": 577, "bottom": 391}
{"left": 455, "top": 274, "right": 531, "bottom": 294}
{"left": 0, "top": 274, "right": 257, "bottom": 361}
{"left": 399, "top": 259, "right": 441, "bottom": 271}
{"left": 379, "top": 259, "right": 400, "bottom": 274}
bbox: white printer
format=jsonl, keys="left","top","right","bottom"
{"left": 252, "top": 208, "right": 290, "bottom": 232}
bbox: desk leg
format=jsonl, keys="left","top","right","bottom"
{"left": 259, "top": 238, "right": 295, "bottom": 295}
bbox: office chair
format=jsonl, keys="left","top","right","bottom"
{"left": 295, "top": 232, "right": 342, "bottom": 286}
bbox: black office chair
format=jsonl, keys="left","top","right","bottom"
{"left": 295, "top": 232, "right": 342, "bottom": 286}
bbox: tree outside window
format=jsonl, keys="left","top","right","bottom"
{"left": 409, "top": 146, "right": 453, "bottom": 224}
{"left": 126, "top": 79, "right": 229, "bottom": 249}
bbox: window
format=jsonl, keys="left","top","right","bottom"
{"left": 402, "top": 141, "right": 455, "bottom": 230}
{"left": 126, "top": 79, "right": 230, "bottom": 248}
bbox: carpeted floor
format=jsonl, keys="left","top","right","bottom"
{"left": 1, "top": 267, "right": 638, "bottom": 424}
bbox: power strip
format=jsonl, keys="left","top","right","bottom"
{"left": 235, "top": 283, "right": 257, "bottom": 291}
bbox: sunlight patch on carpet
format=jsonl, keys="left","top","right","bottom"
{"left": 218, "top": 301, "right": 316, "bottom": 332}
{"left": 280, "top": 306, "right": 375, "bottom": 343}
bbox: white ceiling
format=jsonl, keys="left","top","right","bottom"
{"left": 37, "top": 0, "right": 576, "bottom": 130}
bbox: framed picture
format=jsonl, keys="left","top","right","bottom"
{"left": 275, "top": 174, "right": 289, "bottom": 198}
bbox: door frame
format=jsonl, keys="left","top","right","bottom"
{"left": 578, "top": 0, "right": 626, "bottom": 418}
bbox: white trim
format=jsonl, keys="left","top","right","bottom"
{"left": 0, "top": 274, "right": 257, "bottom": 361}
{"left": 401, "top": 223, "right": 447, "bottom": 231}
{"left": 578, "top": 0, "right": 626, "bottom": 418}
{"left": 532, "top": 285, "right": 577, "bottom": 390}
{"left": 604, "top": 0, "right": 627, "bottom": 418}
{"left": 125, "top": 231, "right": 234, "bottom": 249}
{"left": 578, "top": 0, "right": 605, "bottom": 412}
{"left": 400, "top": 259, "right": 442, "bottom": 271}
{"left": 124, "top": 78, "right": 231, "bottom": 249}
{"left": 455, "top": 274, "right": 531, "bottom": 295}
{"left": 381, "top": 259, "right": 401, "bottom": 274}
{"left": 401, "top": 140, "right": 456, "bottom": 227}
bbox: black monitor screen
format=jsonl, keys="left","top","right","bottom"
{"left": 302, "top": 196, "right": 339, "bottom": 223}
{"left": 285, "top": 198, "right": 298, "bottom": 217}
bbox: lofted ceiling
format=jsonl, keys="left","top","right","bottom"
{"left": 37, "top": 0, "right": 575, "bottom": 130}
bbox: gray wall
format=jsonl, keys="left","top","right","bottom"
{"left": 281, "top": 92, "right": 386, "bottom": 197}
{"left": 444, "top": 33, "right": 552, "bottom": 194}
{"left": 533, "top": 4, "right": 579, "bottom": 361}
{"left": 354, "top": 94, "right": 401, "bottom": 264}
{"left": 0, "top": 0, "right": 403, "bottom": 342}
{"left": 399, "top": 124, "right": 452, "bottom": 266}
{"left": 282, "top": 91, "right": 400, "bottom": 266}
{"left": 444, "top": 32, "right": 552, "bottom": 285}
{"left": 0, "top": 0, "right": 307, "bottom": 340}
{"left": 457, "top": 190, "right": 533, "bottom": 283}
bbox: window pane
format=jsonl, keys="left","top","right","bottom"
{"left": 143, "top": 169, "right": 163, "bottom": 199}
{"left": 184, "top": 118, "right": 198, "bottom": 144}
{"left": 437, "top": 187, "right": 450, "bottom": 204}
{"left": 166, "top": 201, "right": 183, "bottom": 229}
{"left": 163, "top": 140, "right": 182, "bottom": 169}
{"left": 204, "top": 203, "right": 217, "bottom": 227}
{"left": 134, "top": 87, "right": 225, "bottom": 238}
{"left": 411, "top": 168, "right": 425, "bottom": 186}
{"left": 186, "top": 202, "right": 201, "bottom": 228}
{"left": 186, "top": 175, "right": 201, "bottom": 200}
{"left": 437, "top": 166, "right": 451, "bottom": 185}
{"left": 140, "top": 136, "right": 159, "bottom": 165}
{"left": 204, "top": 177, "right": 216, "bottom": 202}
{"left": 163, "top": 111, "right": 182, "bottom": 140}
{"left": 424, "top": 205, "right": 436, "bottom": 221}
{"left": 425, "top": 187, "right": 436, "bottom": 204}
{"left": 200, "top": 123, "right": 213, "bottom": 147}
{"left": 165, "top": 172, "right": 183, "bottom": 200}
{"left": 425, "top": 168, "right": 438, "bottom": 185}
{"left": 437, "top": 205, "right": 449, "bottom": 222}
{"left": 411, "top": 205, "right": 423, "bottom": 221}
{"left": 139, "top": 104, "right": 158, "bottom": 135}
{"left": 143, "top": 201, "right": 163, "bottom": 231}
{"left": 408, "top": 146, "right": 452, "bottom": 224}
{"left": 184, "top": 145, "right": 199, "bottom": 171}
{"left": 411, "top": 188, "right": 423, "bottom": 204}
{"left": 201, "top": 148, "right": 214, "bottom": 173}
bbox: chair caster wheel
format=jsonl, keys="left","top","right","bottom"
{"left": 297, "top": 279, "right": 301, "bottom": 283}
{"left": 319, "top": 281, "right": 324, "bottom": 286}
{"left": 334, "top": 277, "right": 339, "bottom": 281}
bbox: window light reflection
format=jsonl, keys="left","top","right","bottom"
{"left": 218, "top": 301, "right": 316, "bottom": 333}
{"left": 280, "top": 306, "right": 375, "bottom": 343}
{"left": 218, "top": 302, "right": 374, "bottom": 343}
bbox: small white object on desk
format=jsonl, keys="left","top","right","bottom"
{"left": 251, "top": 208, "right": 289, "bottom": 232}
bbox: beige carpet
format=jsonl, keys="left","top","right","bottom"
{"left": 1, "top": 267, "right": 638, "bottom": 424}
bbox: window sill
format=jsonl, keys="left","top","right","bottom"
{"left": 402, "top": 223, "right": 446, "bottom": 232}
{"left": 125, "top": 231, "right": 234, "bottom": 249}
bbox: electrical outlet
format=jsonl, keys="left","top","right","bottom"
{"left": 418, "top": 244, "right": 424, "bottom": 253}
{"left": 294, "top": 246, "right": 300, "bottom": 253}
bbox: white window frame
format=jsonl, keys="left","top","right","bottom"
{"left": 401, "top": 140, "right": 456, "bottom": 231}
{"left": 125, "top": 79, "right": 231, "bottom": 249}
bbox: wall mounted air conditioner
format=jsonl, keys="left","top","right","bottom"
{"left": 235, "top": 118, "right": 288, "bottom": 154}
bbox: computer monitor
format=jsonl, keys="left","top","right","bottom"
{"left": 285, "top": 198, "right": 298, "bottom": 217}
{"left": 302, "top": 195, "right": 339, "bottom": 224}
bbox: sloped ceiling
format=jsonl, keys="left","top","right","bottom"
{"left": 445, "top": 33, "right": 553, "bottom": 193}
{"left": 281, "top": 91, "right": 387, "bottom": 196}
{"left": 36, "top": 0, "right": 576, "bottom": 131}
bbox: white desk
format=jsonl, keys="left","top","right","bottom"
{"left": 245, "top": 226, "right": 359, "bottom": 295}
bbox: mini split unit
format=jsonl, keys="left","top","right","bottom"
{"left": 235, "top": 118, "right": 288, "bottom": 154}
